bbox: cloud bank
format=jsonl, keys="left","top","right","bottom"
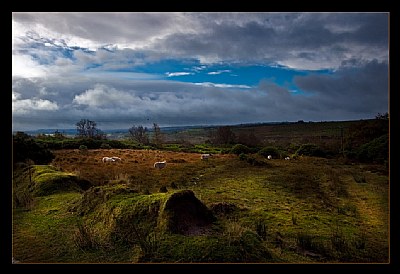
{"left": 12, "top": 12, "right": 389, "bottom": 131}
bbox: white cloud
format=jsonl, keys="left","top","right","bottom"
{"left": 12, "top": 90, "right": 21, "bottom": 100}
{"left": 72, "top": 84, "right": 139, "bottom": 107}
{"left": 207, "top": 70, "right": 231, "bottom": 75}
{"left": 165, "top": 72, "right": 193, "bottom": 77}
{"left": 191, "top": 65, "right": 207, "bottom": 71}
{"left": 194, "top": 82, "right": 251, "bottom": 89}
{"left": 12, "top": 54, "right": 48, "bottom": 78}
{"left": 12, "top": 96, "right": 59, "bottom": 114}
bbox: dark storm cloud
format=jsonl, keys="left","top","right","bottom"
{"left": 13, "top": 12, "right": 388, "bottom": 69}
{"left": 294, "top": 60, "right": 388, "bottom": 115}
{"left": 155, "top": 12, "right": 388, "bottom": 68}
{"left": 12, "top": 12, "right": 389, "bottom": 130}
{"left": 13, "top": 58, "right": 387, "bottom": 131}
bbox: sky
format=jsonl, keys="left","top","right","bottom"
{"left": 12, "top": 12, "right": 389, "bottom": 131}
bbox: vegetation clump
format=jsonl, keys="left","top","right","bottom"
{"left": 230, "top": 144, "right": 252, "bottom": 155}
{"left": 296, "top": 143, "right": 325, "bottom": 157}
{"left": 355, "top": 134, "right": 388, "bottom": 164}
{"left": 258, "top": 146, "right": 281, "bottom": 158}
{"left": 13, "top": 132, "right": 55, "bottom": 166}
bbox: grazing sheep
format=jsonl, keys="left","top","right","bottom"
{"left": 267, "top": 155, "right": 272, "bottom": 160}
{"left": 111, "top": 156, "right": 122, "bottom": 161}
{"left": 102, "top": 157, "right": 115, "bottom": 163}
{"left": 201, "top": 153, "right": 212, "bottom": 160}
{"left": 285, "top": 157, "right": 290, "bottom": 160}
{"left": 154, "top": 160, "right": 167, "bottom": 169}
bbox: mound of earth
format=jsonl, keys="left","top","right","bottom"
{"left": 159, "top": 190, "right": 216, "bottom": 235}
{"left": 14, "top": 165, "right": 92, "bottom": 197}
{"left": 74, "top": 188, "right": 216, "bottom": 246}
{"left": 70, "top": 184, "right": 139, "bottom": 216}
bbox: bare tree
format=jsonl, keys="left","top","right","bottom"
{"left": 152, "top": 123, "right": 164, "bottom": 147}
{"left": 237, "top": 131, "right": 260, "bottom": 147}
{"left": 129, "top": 125, "right": 149, "bottom": 145}
{"left": 210, "top": 126, "right": 236, "bottom": 145}
{"left": 76, "top": 119, "right": 104, "bottom": 139}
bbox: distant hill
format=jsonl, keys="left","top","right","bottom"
{"left": 14, "top": 121, "right": 333, "bottom": 135}
{"left": 14, "top": 119, "right": 382, "bottom": 143}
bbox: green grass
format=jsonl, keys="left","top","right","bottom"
{"left": 12, "top": 155, "right": 389, "bottom": 263}
{"left": 12, "top": 191, "right": 136, "bottom": 263}
{"left": 188, "top": 157, "right": 388, "bottom": 262}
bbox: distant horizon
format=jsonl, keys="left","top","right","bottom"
{"left": 13, "top": 116, "right": 380, "bottom": 134}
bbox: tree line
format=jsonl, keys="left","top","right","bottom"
{"left": 75, "top": 118, "right": 164, "bottom": 146}
{"left": 13, "top": 113, "right": 389, "bottom": 166}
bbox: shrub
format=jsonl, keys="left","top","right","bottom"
{"left": 258, "top": 146, "right": 280, "bottom": 158}
{"left": 356, "top": 134, "right": 388, "bottom": 164}
{"left": 79, "top": 145, "right": 88, "bottom": 154}
{"left": 296, "top": 144, "right": 326, "bottom": 157}
{"left": 100, "top": 142, "right": 112, "bottom": 149}
{"left": 13, "top": 132, "right": 55, "bottom": 165}
{"left": 79, "top": 144, "right": 88, "bottom": 150}
{"left": 106, "top": 140, "right": 128, "bottom": 149}
{"left": 288, "top": 143, "right": 301, "bottom": 154}
{"left": 230, "top": 144, "right": 252, "bottom": 155}
{"left": 76, "top": 138, "right": 103, "bottom": 149}
{"left": 238, "top": 153, "right": 247, "bottom": 161}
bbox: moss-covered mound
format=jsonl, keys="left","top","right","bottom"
{"left": 71, "top": 184, "right": 139, "bottom": 216}
{"left": 13, "top": 165, "right": 92, "bottom": 200}
{"left": 31, "top": 165, "right": 91, "bottom": 196}
{"left": 71, "top": 187, "right": 274, "bottom": 262}
{"left": 72, "top": 187, "right": 216, "bottom": 246}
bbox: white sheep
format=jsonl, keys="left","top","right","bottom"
{"left": 201, "top": 153, "right": 212, "bottom": 160}
{"left": 154, "top": 160, "right": 167, "bottom": 169}
{"left": 267, "top": 155, "right": 272, "bottom": 160}
{"left": 285, "top": 157, "right": 290, "bottom": 160}
{"left": 102, "top": 157, "right": 115, "bottom": 163}
{"left": 111, "top": 156, "right": 122, "bottom": 161}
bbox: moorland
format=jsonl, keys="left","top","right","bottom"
{"left": 12, "top": 117, "right": 389, "bottom": 263}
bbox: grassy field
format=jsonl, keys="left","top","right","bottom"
{"left": 12, "top": 147, "right": 389, "bottom": 263}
